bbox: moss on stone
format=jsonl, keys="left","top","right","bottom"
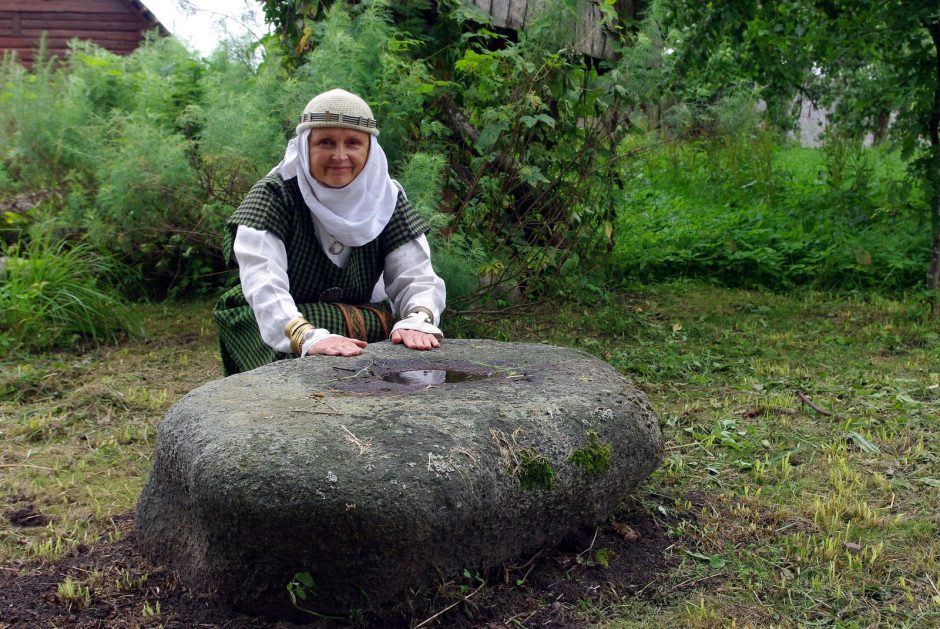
{"left": 567, "top": 432, "right": 612, "bottom": 477}
{"left": 518, "top": 450, "right": 555, "bottom": 490}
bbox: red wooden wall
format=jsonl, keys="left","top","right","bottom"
{"left": 0, "top": 0, "right": 166, "bottom": 65}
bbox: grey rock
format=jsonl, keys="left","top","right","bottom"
{"left": 135, "top": 339, "right": 662, "bottom": 615}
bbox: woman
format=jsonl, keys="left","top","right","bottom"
{"left": 213, "top": 89, "right": 445, "bottom": 376}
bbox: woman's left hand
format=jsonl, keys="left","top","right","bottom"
{"left": 391, "top": 329, "right": 441, "bottom": 350}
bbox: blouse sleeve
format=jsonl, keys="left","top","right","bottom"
{"left": 384, "top": 235, "right": 446, "bottom": 338}
{"left": 233, "top": 225, "right": 339, "bottom": 354}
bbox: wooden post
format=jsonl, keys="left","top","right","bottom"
{"left": 460, "top": 0, "right": 624, "bottom": 59}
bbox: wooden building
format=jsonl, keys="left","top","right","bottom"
{"left": 0, "top": 0, "right": 167, "bottom": 65}
{"left": 463, "top": 0, "right": 640, "bottom": 59}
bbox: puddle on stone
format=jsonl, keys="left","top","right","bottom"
{"left": 380, "top": 369, "right": 491, "bottom": 386}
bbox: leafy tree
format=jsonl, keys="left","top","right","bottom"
{"left": 256, "top": 0, "right": 453, "bottom": 70}
{"left": 661, "top": 0, "right": 940, "bottom": 311}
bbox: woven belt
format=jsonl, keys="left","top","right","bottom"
{"left": 360, "top": 305, "right": 392, "bottom": 338}
{"left": 334, "top": 304, "right": 391, "bottom": 341}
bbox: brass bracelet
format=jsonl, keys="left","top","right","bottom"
{"left": 290, "top": 324, "right": 315, "bottom": 355}
{"left": 285, "top": 316, "right": 315, "bottom": 354}
{"left": 284, "top": 316, "right": 308, "bottom": 341}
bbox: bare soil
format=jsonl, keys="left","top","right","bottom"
{"left": 0, "top": 499, "right": 669, "bottom": 628}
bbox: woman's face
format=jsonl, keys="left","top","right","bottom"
{"left": 307, "top": 127, "right": 370, "bottom": 188}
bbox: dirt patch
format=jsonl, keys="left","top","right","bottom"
{"left": 5, "top": 504, "right": 53, "bottom": 528}
{"left": 0, "top": 501, "right": 669, "bottom": 628}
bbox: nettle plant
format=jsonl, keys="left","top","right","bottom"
{"left": 444, "top": 15, "right": 636, "bottom": 301}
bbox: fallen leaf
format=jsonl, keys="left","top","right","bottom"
{"left": 682, "top": 549, "right": 726, "bottom": 569}
{"left": 612, "top": 522, "right": 640, "bottom": 542}
{"left": 672, "top": 322, "right": 683, "bottom": 332}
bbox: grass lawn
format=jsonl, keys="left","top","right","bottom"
{"left": 1, "top": 281, "right": 938, "bottom": 627}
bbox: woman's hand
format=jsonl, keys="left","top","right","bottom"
{"left": 307, "top": 336, "right": 368, "bottom": 356}
{"left": 391, "top": 329, "right": 441, "bottom": 350}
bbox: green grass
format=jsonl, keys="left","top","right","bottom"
{"left": 1, "top": 283, "right": 938, "bottom": 627}
{"left": 452, "top": 281, "right": 940, "bottom": 627}
{"left": 0, "top": 301, "right": 219, "bottom": 567}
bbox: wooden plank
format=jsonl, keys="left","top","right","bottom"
{"left": 3, "top": 48, "right": 38, "bottom": 62}
{"left": 0, "top": 36, "right": 38, "bottom": 47}
{"left": 589, "top": 2, "right": 606, "bottom": 58}
{"left": 489, "top": 0, "right": 510, "bottom": 28}
{"left": 574, "top": 0, "right": 591, "bottom": 55}
{"left": 21, "top": 28, "right": 144, "bottom": 42}
{"left": 21, "top": 19, "right": 145, "bottom": 33}
{"left": 0, "top": 0, "right": 131, "bottom": 13}
{"left": 19, "top": 11, "right": 143, "bottom": 26}
{"left": 506, "top": 0, "right": 527, "bottom": 30}
{"left": 0, "top": 35, "right": 140, "bottom": 50}
{"left": 21, "top": 11, "right": 148, "bottom": 24}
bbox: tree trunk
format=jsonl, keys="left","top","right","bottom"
{"left": 925, "top": 22, "right": 940, "bottom": 316}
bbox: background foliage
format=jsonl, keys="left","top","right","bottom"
{"left": 0, "top": 0, "right": 936, "bottom": 354}
{"left": 659, "top": 0, "right": 940, "bottom": 302}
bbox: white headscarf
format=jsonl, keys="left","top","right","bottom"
{"left": 270, "top": 130, "right": 402, "bottom": 247}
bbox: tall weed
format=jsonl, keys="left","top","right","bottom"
{"left": 0, "top": 239, "right": 138, "bottom": 354}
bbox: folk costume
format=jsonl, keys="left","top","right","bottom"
{"left": 213, "top": 89, "right": 445, "bottom": 376}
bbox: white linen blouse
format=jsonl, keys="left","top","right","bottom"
{"left": 233, "top": 220, "right": 445, "bottom": 357}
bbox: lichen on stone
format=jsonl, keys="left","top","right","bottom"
{"left": 517, "top": 450, "right": 555, "bottom": 490}
{"left": 567, "top": 431, "right": 612, "bottom": 477}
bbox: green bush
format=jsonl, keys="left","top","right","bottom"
{"left": 0, "top": 39, "right": 222, "bottom": 297}
{"left": 0, "top": 239, "right": 138, "bottom": 354}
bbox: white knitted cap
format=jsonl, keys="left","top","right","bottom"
{"left": 295, "top": 88, "right": 379, "bottom": 137}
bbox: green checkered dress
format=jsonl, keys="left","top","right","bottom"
{"left": 213, "top": 173, "right": 430, "bottom": 376}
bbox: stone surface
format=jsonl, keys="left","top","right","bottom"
{"left": 135, "top": 339, "right": 662, "bottom": 615}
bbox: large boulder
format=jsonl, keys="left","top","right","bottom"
{"left": 135, "top": 339, "right": 662, "bottom": 615}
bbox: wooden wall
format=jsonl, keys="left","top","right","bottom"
{"left": 0, "top": 0, "right": 165, "bottom": 65}
{"left": 464, "top": 0, "right": 637, "bottom": 59}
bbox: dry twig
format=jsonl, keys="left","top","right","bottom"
{"left": 341, "top": 425, "right": 371, "bottom": 454}
{"left": 0, "top": 463, "right": 58, "bottom": 472}
{"left": 412, "top": 582, "right": 485, "bottom": 629}
{"left": 796, "top": 391, "right": 837, "bottom": 417}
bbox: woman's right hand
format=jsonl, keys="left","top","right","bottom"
{"left": 307, "top": 336, "right": 368, "bottom": 356}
